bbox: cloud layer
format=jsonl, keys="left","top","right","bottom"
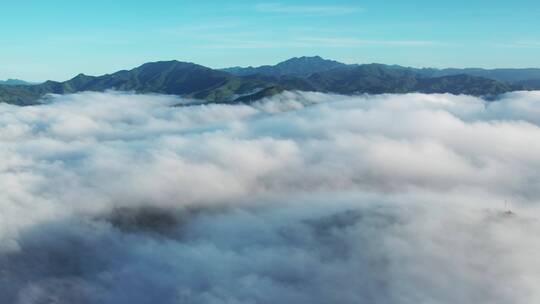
{"left": 1, "top": 90, "right": 540, "bottom": 303}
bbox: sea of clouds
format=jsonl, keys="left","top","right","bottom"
{"left": 1, "top": 90, "right": 540, "bottom": 303}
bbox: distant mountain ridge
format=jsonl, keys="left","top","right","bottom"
{"left": 225, "top": 56, "right": 540, "bottom": 88}
{"left": 305, "top": 64, "right": 514, "bottom": 96}
{"left": 0, "top": 79, "right": 37, "bottom": 86}
{"left": 0, "top": 56, "right": 537, "bottom": 106}
{"left": 222, "top": 56, "right": 347, "bottom": 77}
{"left": 415, "top": 67, "right": 540, "bottom": 84}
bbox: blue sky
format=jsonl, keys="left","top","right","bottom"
{"left": 1, "top": 0, "right": 539, "bottom": 81}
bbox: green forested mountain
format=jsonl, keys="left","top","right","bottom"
{"left": 0, "top": 58, "right": 534, "bottom": 106}
{"left": 222, "top": 56, "right": 347, "bottom": 77}
{"left": 226, "top": 56, "right": 540, "bottom": 89}
{"left": 304, "top": 65, "right": 513, "bottom": 96}
{"left": 515, "top": 79, "right": 540, "bottom": 89}
{"left": 0, "top": 61, "right": 275, "bottom": 105}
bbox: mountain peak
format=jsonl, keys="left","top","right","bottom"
{"left": 278, "top": 55, "right": 334, "bottom": 65}
{"left": 287, "top": 55, "right": 323, "bottom": 60}
{"left": 135, "top": 60, "right": 214, "bottom": 73}
{"left": 224, "top": 56, "right": 347, "bottom": 77}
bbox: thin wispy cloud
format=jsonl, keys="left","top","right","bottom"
{"left": 497, "top": 41, "right": 540, "bottom": 48}
{"left": 196, "top": 40, "right": 312, "bottom": 49}
{"left": 197, "top": 37, "right": 438, "bottom": 49}
{"left": 255, "top": 2, "right": 362, "bottom": 15}
{"left": 159, "top": 22, "right": 243, "bottom": 39}
{"left": 299, "top": 37, "right": 438, "bottom": 47}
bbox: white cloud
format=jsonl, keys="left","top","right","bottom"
{"left": 1, "top": 90, "right": 540, "bottom": 303}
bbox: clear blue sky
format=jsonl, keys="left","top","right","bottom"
{"left": 1, "top": 0, "right": 539, "bottom": 81}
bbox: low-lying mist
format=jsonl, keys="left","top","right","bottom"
{"left": 1, "top": 90, "right": 540, "bottom": 303}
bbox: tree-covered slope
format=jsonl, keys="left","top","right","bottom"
{"left": 0, "top": 61, "right": 280, "bottom": 105}
{"left": 305, "top": 65, "right": 514, "bottom": 96}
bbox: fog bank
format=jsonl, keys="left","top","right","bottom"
{"left": 1, "top": 91, "right": 540, "bottom": 303}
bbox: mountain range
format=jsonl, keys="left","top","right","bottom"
{"left": 1, "top": 56, "right": 539, "bottom": 106}
{"left": 0, "top": 79, "right": 37, "bottom": 86}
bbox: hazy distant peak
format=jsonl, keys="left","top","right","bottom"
{"left": 0, "top": 79, "right": 36, "bottom": 86}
